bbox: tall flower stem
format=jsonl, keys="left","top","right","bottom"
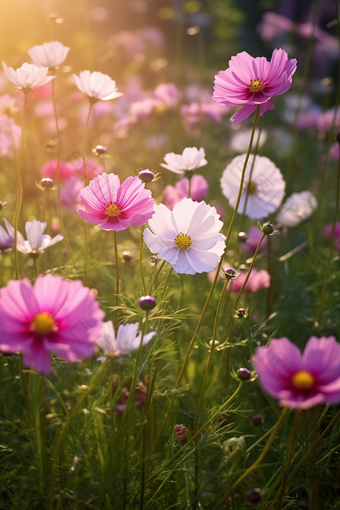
{"left": 239, "top": 115, "right": 263, "bottom": 233}
{"left": 51, "top": 79, "right": 75, "bottom": 264}
{"left": 113, "top": 230, "right": 119, "bottom": 326}
{"left": 212, "top": 408, "right": 288, "bottom": 510}
{"left": 222, "top": 233, "right": 266, "bottom": 349}
{"left": 274, "top": 410, "right": 301, "bottom": 509}
{"left": 140, "top": 226, "right": 147, "bottom": 295}
{"left": 154, "top": 108, "right": 259, "bottom": 447}
{"left": 13, "top": 91, "right": 28, "bottom": 280}
{"left": 82, "top": 101, "right": 94, "bottom": 274}
{"left": 317, "top": 136, "right": 340, "bottom": 321}
{"left": 199, "top": 277, "right": 230, "bottom": 406}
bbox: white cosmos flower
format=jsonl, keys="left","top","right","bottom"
{"left": 3, "top": 219, "right": 63, "bottom": 255}
{"left": 160, "top": 147, "right": 207, "bottom": 176}
{"left": 70, "top": 70, "right": 122, "bottom": 101}
{"left": 2, "top": 62, "right": 56, "bottom": 90}
{"left": 98, "top": 321, "right": 156, "bottom": 356}
{"left": 230, "top": 128, "right": 267, "bottom": 153}
{"left": 0, "top": 221, "right": 14, "bottom": 251}
{"left": 276, "top": 191, "right": 317, "bottom": 228}
{"left": 28, "top": 41, "right": 70, "bottom": 68}
{"left": 143, "top": 198, "right": 226, "bottom": 275}
{"left": 221, "top": 154, "right": 286, "bottom": 220}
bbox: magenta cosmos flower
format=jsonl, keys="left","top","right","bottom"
{"left": 0, "top": 275, "right": 104, "bottom": 374}
{"left": 253, "top": 336, "right": 340, "bottom": 409}
{"left": 78, "top": 172, "right": 155, "bottom": 231}
{"left": 213, "top": 48, "right": 297, "bottom": 123}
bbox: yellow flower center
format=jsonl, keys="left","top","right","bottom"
{"left": 248, "top": 181, "right": 257, "bottom": 194}
{"left": 32, "top": 312, "right": 56, "bottom": 335}
{"left": 292, "top": 370, "right": 315, "bottom": 390}
{"left": 174, "top": 233, "right": 192, "bottom": 250}
{"left": 249, "top": 79, "right": 265, "bottom": 93}
{"left": 155, "top": 104, "right": 168, "bottom": 114}
{"left": 106, "top": 204, "right": 121, "bottom": 217}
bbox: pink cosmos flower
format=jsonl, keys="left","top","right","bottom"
{"left": 0, "top": 115, "right": 21, "bottom": 158}
{"left": 2, "top": 62, "right": 56, "bottom": 91}
{"left": 253, "top": 336, "right": 340, "bottom": 408}
{"left": 60, "top": 176, "right": 84, "bottom": 211}
{"left": 41, "top": 160, "right": 72, "bottom": 181}
{"left": 208, "top": 263, "right": 270, "bottom": 293}
{"left": 78, "top": 172, "right": 155, "bottom": 231}
{"left": 324, "top": 222, "right": 340, "bottom": 239}
{"left": 213, "top": 48, "right": 297, "bottom": 122}
{"left": 153, "top": 83, "right": 182, "bottom": 108}
{"left": 65, "top": 157, "right": 103, "bottom": 180}
{"left": 129, "top": 98, "right": 162, "bottom": 121}
{"left": 162, "top": 175, "right": 209, "bottom": 210}
{"left": 0, "top": 275, "right": 104, "bottom": 374}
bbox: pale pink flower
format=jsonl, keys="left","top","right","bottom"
{"left": 208, "top": 263, "right": 270, "bottom": 293}
{"left": 70, "top": 71, "right": 122, "bottom": 101}
{"left": 78, "top": 172, "right": 155, "bottom": 231}
{"left": 4, "top": 219, "right": 63, "bottom": 255}
{"left": 41, "top": 160, "right": 72, "bottom": 181}
{"left": 162, "top": 175, "right": 208, "bottom": 210}
{"left": 129, "top": 98, "right": 162, "bottom": 121}
{"left": 0, "top": 220, "right": 14, "bottom": 251}
{"left": 277, "top": 191, "right": 317, "bottom": 228}
{"left": 154, "top": 83, "right": 182, "bottom": 108}
{"left": 0, "top": 94, "right": 20, "bottom": 116}
{"left": 28, "top": 41, "right": 70, "bottom": 68}
{"left": 0, "top": 275, "right": 104, "bottom": 374}
{"left": 160, "top": 147, "right": 208, "bottom": 176}
{"left": 2, "top": 62, "right": 56, "bottom": 91}
{"left": 0, "top": 115, "right": 21, "bottom": 158}
{"left": 213, "top": 49, "right": 297, "bottom": 122}
{"left": 65, "top": 157, "right": 103, "bottom": 180}
{"left": 60, "top": 176, "right": 84, "bottom": 212}
{"left": 230, "top": 128, "right": 267, "bottom": 153}
{"left": 253, "top": 336, "right": 340, "bottom": 408}
{"left": 144, "top": 198, "right": 226, "bottom": 275}
{"left": 98, "top": 321, "right": 156, "bottom": 356}
{"left": 181, "top": 100, "right": 225, "bottom": 128}
{"left": 221, "top": 154, "right": 285, "bottom": 219}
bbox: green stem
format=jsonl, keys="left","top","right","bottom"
{"left": 239, "top": 116, "right": 263, "bottom": 233}
{"left": 33, "top": 257, "right": 38, "bottom": 279}
{"left": 317, "top": 137, "right": 340, "bottom": 321}
{"left": 13, "top": 91, "right": 28, "bottom": 279}
{"left": 52, "top": 79, "right": 75, "bottom": 264}
{"left": 140, "top": 226, "right": 147, "bottom": 295}
{"left": 199, "top": 277, "right": 230, "bottom": 406}
{"left": 222, "top": 233, "right": 266, "bottom": 349}
{"left": 212, "top": 408, "right": 288, "bottom": 510}
{"left": 274, "top": 410, "right": 301, "bottom": 509}
{"left": 82, "top": 101, "right": 94, "bottom": 275}
{"left": 113, "top": 230, "right": 119, "bottom": 326}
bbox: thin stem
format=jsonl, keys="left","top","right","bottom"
{"left": 41, "top": 190, "right": 47, "bottom": 222}
{"left": 33, "top": 257, "right": 38, "bottom": 279}
{"left": 188, "top": 175, "right": 192, "bottom": 199}
{"left": 51, "top": 80, "right": 75, "bottom": 264}
{"left": 274, "top": 410, "right": 301, "bottom": 509}
{"left": 154, "top": 107, "right": 259, "bottom": 447}
{"left": 223, "top": 233, "right": 266, "bottom": 349}
{"left": 239, "top": 116, "right": 263, "bottom": 233}
{"left": 317, "top": 138, "right": 340, "bottom": 321}
{"left": 113, "top": 230, "right": 119, "bottom": 326}
{"left": 82, "top": 101, "right": 94, "bottom": 275}
{"left": 199, "top": 277, "right": 230, "bottom": 406}
{"left": 140, "top": 226, "right": 147, "bottom": 295}
{"left": 13, "top": 91, "right": 28, "bottom": 279}
{"left": 285, "top": 408, "right": 340, "bottom": 487}
{"left": 212, "top": 408, "right": 288, "bottom": 510}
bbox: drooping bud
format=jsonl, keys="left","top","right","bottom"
{"left": 174, "top": 424, "right": 188, "bottom": 443}
{"left": 139, "top": 169, "right": 155, "bottom": 183}
{"left": 251, "top": 415, "right": 262, "bottom": 426}
{"left": 237, "top": 368, "right": 252, "bottom": 381}
{"left": 238, "top": 231, "right": 248, "bottom": 243}
{"left": 138, "top": 295, "right": 157, "bottom": 311}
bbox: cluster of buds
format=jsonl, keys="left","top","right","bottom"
{"left": 174, "top": 424, "right": 188, "bottom": 443}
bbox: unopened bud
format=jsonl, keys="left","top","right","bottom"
{"left": 238, "top": 231, "right": 248, "bottom": 243}
{"left": 261, "top": 221, "right": 275, "bottom": 235}
{"left": 174, "top": 424, "right": 188, "bottom": 443}
{"left": 93, "top": 145, "right": 107, "bottom": 156}
{"left": 122, "top": 251, "right": 133, "bottom": 262}
{"left": 247, "top": 489, "right": 261, "bottom": 504}
{"left": 222, "top": 267, "right": 239, "bottom": 280}
{"left": 138, "top": 295, "right": 156, "bottom": 311}
{"left": 139, "top": 169, "right": 155, "bottom": 183}
{"left": 251, "top": 415, "right": 262, "bottom": 426}
{"left": 40, "top": 177, "right": 54, "bottom": 189}
{"left": 237, "top": 368, "right": 252, "bottom": 381}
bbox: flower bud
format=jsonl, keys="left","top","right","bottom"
{"left": 237, "top": 368, "right": 252, "bottom": 381}
{"left": 247, "top": 489, "right": 261, "bottom": 504}
{"left": 138, "top": 295, "right": 156, "bottom": 311}
{"left": 222, "top": 267, "right": 239, "bottom": 280}
{"left": 139, "top": 169, "right": 155, "bottom": 183}
{"left": 122, "top": 251, "right": 133, "bottom": 262}
{"left": 237, "top": 307, "right": 246, "bottom": 317}
{"left": 261, "top": 221, "right": 275, "bottom": 235}
{"left": 238, "top": 231, "right": 248, "bottom": 243}
{"left": 40, "top": 177, "right": 54, "bottom": 189}
{"left": 174, "top": 424, "right": 188, "bottom": 443}
{"left": 251, "top": 415, "right": 262, "bottom": 426}
{"left": 0, "top": 200, "right": 7, "bottom": 211}
{"left": 93, "top": 145, "right": 107, "bottom": 156}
